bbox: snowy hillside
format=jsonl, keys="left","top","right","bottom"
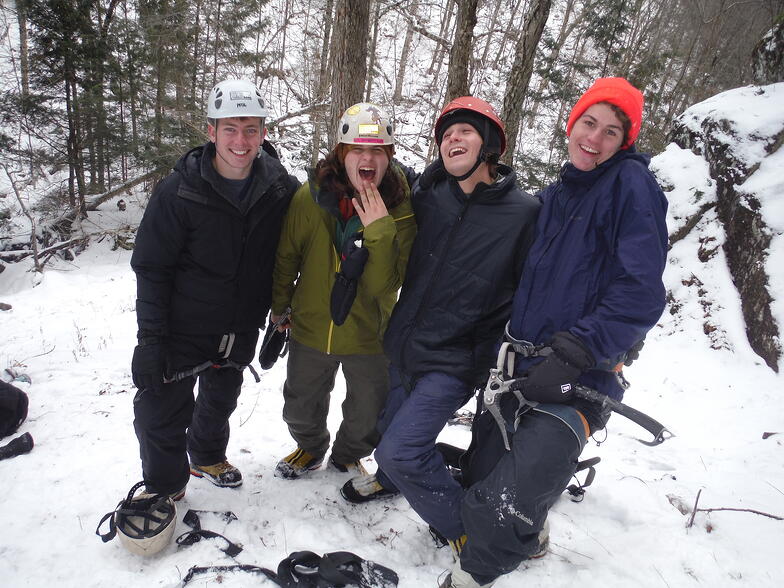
{"left": 1, "top": 88, "right": 783, "bottom": 587}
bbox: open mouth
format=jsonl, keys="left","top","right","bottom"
{"left": 579, "top": 144, "right": 598, "bottom": 154}
{"left": 229, "top": 149, "right": 249, "bottom": 156}
{"left": 448, "top": 146, "right": 467, "bottom": 158}
{"left": 358, "top": 167, "right": 376, "bottom": 181}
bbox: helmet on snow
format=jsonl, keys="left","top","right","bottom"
{"left": 96, "top": 481, "right": 177, "bottom": 556}
{"left": 207, "top": 79, "right": 271, "bottom": 120}
{"left": 337, "top": 103, "right": 394, "bottom": 146}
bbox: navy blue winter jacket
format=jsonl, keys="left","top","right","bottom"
{"left": 384, "top": 160, "right": 540, "bottom": 386}
{"left": 508, "top": 147, "right": 668, "bottom": 400}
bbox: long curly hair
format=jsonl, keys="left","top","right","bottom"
{"left": 315, "top": 144, "right": 406, "bottom": 210}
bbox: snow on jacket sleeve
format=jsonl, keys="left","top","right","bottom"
{"left": 131, "top": 173, "right": 188, "bottom": 336}
{"left": 571, "top": 160, "right": 669, "bottom": 365}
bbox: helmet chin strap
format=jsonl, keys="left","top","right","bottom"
{"left": 447, "top": 150, "right": 487, "bottom": 182}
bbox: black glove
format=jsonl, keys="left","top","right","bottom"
{"left": 131, "top": 340, "right": 166, "bottom": 390}
{"left": 259, "top": 320, "right": 289, "bottom": 370}
{"left": 624, "top": 338, "right": 645, "bottom": 366}
{"left": 330, "top": 235, "right": 369, "bottom": 326}
{"left": 522, "top": 331, "right": 595, "bottom": 404}
{"left": 0, "top": 432, "right": 34, "bottom": 461}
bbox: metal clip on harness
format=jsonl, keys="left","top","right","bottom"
{"left": 479, "top": 333, "right": 673, "bottom": 449}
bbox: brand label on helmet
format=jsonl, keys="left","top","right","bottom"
{"left": 358, "top": 123, "right": 380, "bottom": 136}
{"left": 354, "top": 137, "right": 385, "bottom": 144}
{"left": 230, "top": 90, "right": 253, "bottom": 101}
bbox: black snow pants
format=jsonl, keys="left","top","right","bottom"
{"left": 458, "top": 400, "right": 606, "bottom": 585}
{"left": 132, "top": 331, "right": 258, "bottom": 494}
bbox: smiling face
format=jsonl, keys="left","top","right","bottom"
{"left": 208, "top": 117, "right": 264, "bottom": 180}
{"left": 343, "top": 145, "right": 390, "bottom": 192}
{"left": 567, "top": 103, "right": 625, "bottom": 171}
{"left": 439, "top": 122, "right": 485, "bottom": 178}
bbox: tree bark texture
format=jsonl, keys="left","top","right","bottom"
{"left": 501, "top": 0, "right": 552, "bottom": 165}
{"left": 327, "top": 0, "right": 370, "bottom": 147}
{"left": 444, "top": 0, "right": 479, "bottom": 104}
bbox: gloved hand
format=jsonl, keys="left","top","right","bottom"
{"left": 330, "top": 235, "right": 369, "bottom": 326}
{"left": 522, "top": 331, "right": 595, "bottom": 404}
{"left": 624, "top": 338, "right": 645, "bottom": 366}
{"left": 131, "top": 340, "right": 166, "bottom": 390}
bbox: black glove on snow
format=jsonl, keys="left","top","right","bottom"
{"left": 522, "top": 331, "right": 595, "bottom": 404}
{"left": 330, "top": 236, "right": 369, "bottom": 326}
{"left": 131, "top": 340, "right": 166, "bottom": 390}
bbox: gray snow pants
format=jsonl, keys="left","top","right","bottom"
{"left": 281, "top": 339, "right": 389, "bottom": 463}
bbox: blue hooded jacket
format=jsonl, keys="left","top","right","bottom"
{"left": 508, "top": 147, "right": 668, "bottom": 400}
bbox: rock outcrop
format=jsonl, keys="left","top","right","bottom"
{"left": 668, "top": 84, "right": 783, "bottom": 371}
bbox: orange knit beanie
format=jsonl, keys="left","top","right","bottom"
{"left": 566, "top": 77, "right": 644, "bottom": 148}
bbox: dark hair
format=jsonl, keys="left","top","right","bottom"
{"left": 602, "top": 103, "right": 632, "bottom": 146}
{"left": 316, "top": 144, "right": 405, "bottom": 209}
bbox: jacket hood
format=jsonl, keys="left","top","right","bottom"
{"left": 174, "top": 141, "right": 286, "bottom": 207}
{"left": 417, "top": 157, "right": 518, "bottom": 203}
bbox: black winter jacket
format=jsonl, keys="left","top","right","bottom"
{"left": 131, "top": 141, "right": 299, "bottom": 337}
{"left": 383, "top": 160, "right": 540, "bottom": 385}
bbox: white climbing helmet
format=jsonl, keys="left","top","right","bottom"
{"left": 207, "top": 79, "right": 271, "bottom": 120}
{"left": 97, "top": 482, "right": 177, "bottom": 556}
{"left": 337, "top": 103, "right": 394, "bottom": 146}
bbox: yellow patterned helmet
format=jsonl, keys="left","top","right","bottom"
{"left": 337, "top": 103, "right": 394, "bottom": 146}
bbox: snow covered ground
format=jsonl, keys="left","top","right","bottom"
{"left": 2, "top": 127, "right": 784, "bottom": 587}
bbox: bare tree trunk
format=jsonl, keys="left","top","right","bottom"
{"left": 493, "top": 0, "right": 524, "bottom": 64}
{"left": 526, "top": 0, "right": 579, "bottom": 128}
{"left": 311, "top": 0, "right": 334, "bottom": 166}
{"left": 212, "top": 0, "right": 223, "bottom": 86}
{"left": 469, "top": 0, "right": 503, "bottom": 91}
{"left": 16, "top": 0, "right": 30, "bottom": 100}
{"left": 393, "top": 0, "right": 417, "bottom": 102}
{"left": 444, "top": 0, "right": 479, "bottom": 103}
{"left": 501, "top": 0, "right": 552, "bottom": 165}
{"left": 327, "top": 0, "right": 370, "bottom": 147}
{"left": 429, "top": 0, "right": 455, "bottom": 75}
{"left": 366, "top": 0, "right": 381, "bottom": 101}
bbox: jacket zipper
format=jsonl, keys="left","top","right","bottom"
{"left": 326, "top": 246, "right": 340, "bottom": 354}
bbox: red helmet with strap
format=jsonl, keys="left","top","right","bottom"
{"left": 435, "top": 96, "right": 506, "bottom": 156}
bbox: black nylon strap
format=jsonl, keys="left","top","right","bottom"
{"left": 182, "top": 564, "right": 279, "bottom": 586}
{"left": 177, "top": 509, "right": 243, "bottom": 557}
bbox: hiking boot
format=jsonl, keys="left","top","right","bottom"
{"left": 190, "top": 461, "right": 243, "bottom": 487}
{"left": 328, "top": 456, "right": 369, "bottom": 476}
{"left": 275, "top": 448, "right": 323, "bottom": 479}
{"left": 530, "top": 518, "right": 550, "bottom": 559}
{"left": 448, "top": 535, "right": 467, "bottom": 559}
{"left": 439, "top": 563, "right": 495, "bottom": 588}
{"left": 340, "top": 473, "right": 398, "bottom": 503}
{"left": 140, "top": 484, "right": 186, "bottom": 502}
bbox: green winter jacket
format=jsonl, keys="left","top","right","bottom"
{"left": 271, "top": 165, "right": 416, "bottom": 355}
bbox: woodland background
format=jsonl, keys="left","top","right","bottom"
{"left": 0, "top": 0, "right": 782, "bottom": 260}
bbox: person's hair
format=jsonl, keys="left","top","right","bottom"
{"left": 316, "top": 144, "right": 405, "bottom": 209}
{"left": 601, "top": 102, "right": 632, "bottom": 146}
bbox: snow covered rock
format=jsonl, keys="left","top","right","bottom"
{"left": 752, "top": 19, "right": 784, "bottom": 85}
{"left": 665, "top": 83, "right": 784, "bottom": 372}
